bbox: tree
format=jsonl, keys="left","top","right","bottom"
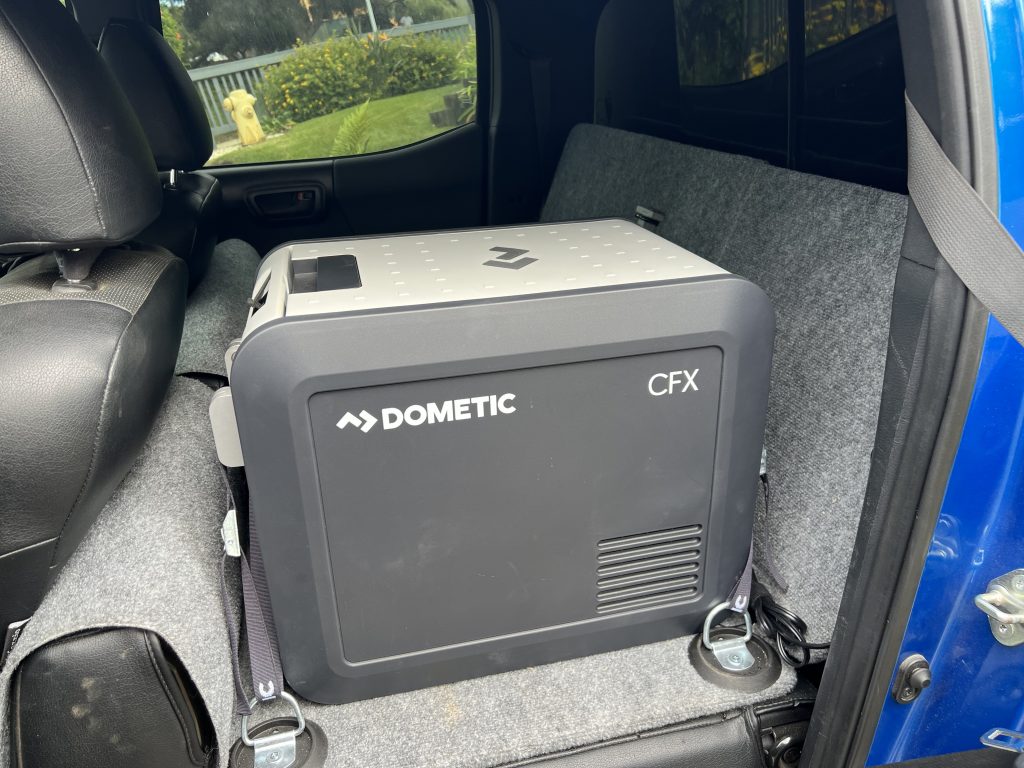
{"left": 181, "top": 0, "right": 312, "bottom": 61}
{"left": 160, "top": 5, "right": 186, "bottom": 61}
{"left": 304, "top": 0, "right": 469, "bottom": 37}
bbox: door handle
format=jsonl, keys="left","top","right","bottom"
{"left": 245, "top": 184, "right": 325, "bottom": 222}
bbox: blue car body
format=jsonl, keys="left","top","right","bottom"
{"left": 869, "top": 0, "right": 1024, "bottom": 762}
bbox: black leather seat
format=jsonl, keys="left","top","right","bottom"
{"left": 11, "top": 628, "right": 216, "bottom": 768}
{"left": 98, "top": 17, "right": 222, "bottom": 293}
{"left": 0, "top": 0, "right": 187, "bottom": 634}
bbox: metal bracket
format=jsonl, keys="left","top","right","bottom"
{"left": 981, "top": 727, "right": 1024, "bottom": 753}
{"left": 221, "top": 508, "right": 241, "bottom": 558}
{"left": 702, "top": 601, "right": 755, "bottom": 672}
{"left": 241, "top": 691, "right": 305, "bottom": 768}
{"left": 974, "top": 569, "right": 1024, "bottom": 646}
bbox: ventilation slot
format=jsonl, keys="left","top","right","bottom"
{"left": 596, "top": 525, "right": 702, "bottom": 615}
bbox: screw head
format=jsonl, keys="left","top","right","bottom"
{"left": 1012, "top": 575, "right": 1024, "bottom": 592}
{"left": 728, "top": 653, "right": 741, "bottom": 664}
{"left": 267, "top": 751, "right": 281, "bottom": 764}
{"left": 999, "top": 623, "right": 1011, "bottom": 634}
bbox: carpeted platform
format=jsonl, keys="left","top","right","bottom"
{"left": 543, "top": 124, "right": 906, "bottom": 642}
{"left": 176, "top": 238, "right": 260, "bottom": 377}
{"left": 0, "top": 376, "right": 796, "bottom": 768}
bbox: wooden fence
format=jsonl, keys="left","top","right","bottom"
{"left": 187, "top": 15, "right": 474, "bottom": 138}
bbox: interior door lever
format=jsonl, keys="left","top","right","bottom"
{"left": 245, "top": 184, "right": 325, "bottom": 221}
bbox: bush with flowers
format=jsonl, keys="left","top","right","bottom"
{"left": 261, "top": 31, "right": 465, "bottom": 124}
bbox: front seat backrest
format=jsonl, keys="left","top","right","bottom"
{"left": 98, "top": 17, "right": 222, "bottom": 292}
{"left": 0, "top": 0, "right": 187, "bottom": 632}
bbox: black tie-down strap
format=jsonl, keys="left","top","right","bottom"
{"left": 218, "top": 482, "right": 284, "bottom": 716}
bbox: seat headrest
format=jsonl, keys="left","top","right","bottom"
{"left": 98, "top": 18, "right": 213, "bottom": 172}
{"left": 0, "top": 0, "right": 161, "bottom": 255}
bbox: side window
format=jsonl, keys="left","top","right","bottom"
{"left": 804, "top": 0, "right": 895, "bottom": 55}
{"left": 674, "top": 0, "right": 895, "bottom": 87}
{"left": 674, "top": 0, "right": 789, "bottom": 86}
{"left": 159, "top": 0, "right": 477, "bottom": 166}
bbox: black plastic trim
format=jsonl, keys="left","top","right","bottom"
{"left": 801, "top": 1, "right": 992, "bottom": 765}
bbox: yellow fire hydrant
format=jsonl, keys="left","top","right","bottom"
{"left": 222, "top": 89, "right": 265, "bottom": 146}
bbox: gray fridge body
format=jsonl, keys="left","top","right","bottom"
{"left": 228, "top": 220, "right": 774, "bottom": 704}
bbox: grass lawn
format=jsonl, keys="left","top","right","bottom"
{"left": 209, "top": 85, "right": 463, "bottom": 166}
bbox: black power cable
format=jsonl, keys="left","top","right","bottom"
{"left": 752, "top": 471, "right": 829, "bottom": 668}
{"left": 751, "top": 591, "right": 831, "bottom": 668}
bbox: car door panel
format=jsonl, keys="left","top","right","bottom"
{"left": 209, "top": 124, "right": 484, "bottom": 256}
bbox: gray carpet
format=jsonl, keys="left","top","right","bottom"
{"left": 543, "top": 125, "right": 906, "bottom": 642}
{"left": 176, "top": 238, "right": 260, "bottom": 377}
{"left": 270, "top": 639, "right": 793, "bottom": 768}
{"left": 712, "top": 167, "right": 907, "bottom": 643}
{"left": 543, "top": 125, "right": 768, "bottom": 261}
{"left": 0, "top": 376, "right": 795, "bottom": 768}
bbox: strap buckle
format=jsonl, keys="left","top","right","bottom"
{"left": 240, "top": 691, "right": 305, "bottom": 768}
{"left": 702, "top": 601, "right": 755, "bottom": 672}
{"left": 634, "top": 205, "right": 664, "bottom": 230}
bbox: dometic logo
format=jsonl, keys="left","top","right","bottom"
{"left": 482, "top": 246, "right": 537, "bottom": 270}
{"left": 336, "top": 410, "right": 379, "bottom": 433}
{"left": 336, "top": 394, "right": 517, "bottom": 434}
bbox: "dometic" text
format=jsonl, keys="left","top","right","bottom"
{"left": 337, "top": 394, "right": 518, "bottom": 434}
{"left": 383, "top": 393, "right": 517, "bottom": 430}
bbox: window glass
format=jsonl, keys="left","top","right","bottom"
{"left": 804, "top": 0, "right": 895, "bottom": 55}
{"left": 160, "top": 0, "right": 476, "bottom": 166}
{"left": 674, "top": 0, "right": 789, "bottom": 86}
{"left": 674, "top": 0, "right": 895, "bottom": 87}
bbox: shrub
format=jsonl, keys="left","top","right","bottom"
{"left": 261, "top": 32, "right": 464, "bottom": 124}
{"left": 382, "top": 34, "right": 460, "bottom": 97}
{"left": 455, "top": 30, "right": 476, "bottom": 122}
{"left": 260, "top": 37, "right": 374, "bottom": 124}
{"left": 402, "top": 0, "right": 472, "bottom": 23}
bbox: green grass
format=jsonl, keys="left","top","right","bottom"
{"left": 209, "top": 85, "right": 462, "bottom": 166}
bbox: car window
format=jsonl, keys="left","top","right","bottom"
{"left": 804, "top": 0, "right": 894, "bottom": 56}
{"left": 674, "top": 0, "right": 789, "bottom": 86}
{"left": 159, "top": 0, "right": 476, "bottom": 166}
{"left": 675, "top": 0, "right": 895, "bottom": 87}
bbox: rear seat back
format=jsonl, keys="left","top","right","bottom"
{"left": 543, "top": 124, "right": 906, "bottom": 642}
{"left": 542, "top": 125, "right": 768, "bottom": 260}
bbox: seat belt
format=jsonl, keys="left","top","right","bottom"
{"left": 905, "top": 95, "right": 1024, "bottom": 346}
{"left": 219, "top": 477, "right": 304, "bottom": 768}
